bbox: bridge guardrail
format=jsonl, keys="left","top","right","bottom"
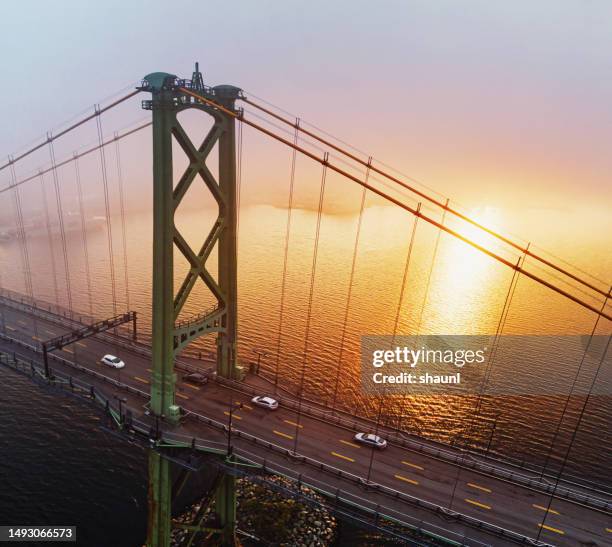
{"left": 180, "top": 408, "right": 554, "bottom": 546}
{"left": 0, "top": 348, "right": 556, "bottom": 547}
{"left": 0, "top": 349, "right": 475, "bottom": 547}
{"left": 2, "top": 296, "right": 611, "bottom": 513}
{"left": 212, "top": 374, "right": 612, "bottom": 513}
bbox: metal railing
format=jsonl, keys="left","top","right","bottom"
{"left": 0, "top": 350, "right": 553, "bottom": 547}
{"left": 1, "top": 291, "right": 611, "bottom": 512}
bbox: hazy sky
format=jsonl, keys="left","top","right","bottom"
{"left": 1, "top": 1, "right": 611, "bottom": 235}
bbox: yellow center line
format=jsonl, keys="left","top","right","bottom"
{"left": 284, "top": 419, "right": 303, "bottom": 428}
{"left": 331, "top": 451, "right": 355, "bottom": 463}
{"left": 240, "top": 403, "right": 253, "bottom": 410}
{"left": 134, "top": 376, "right": 149, "bottom": 384}
{"left": 18, "top": 320, "right": 26, "bottom": 326}
{"left": 340, "top": 439, "right": 360, "bottom": 448}
{"left": 76, "top": 342, "right": 87, "bottom": 348}
{"left": 273, "top": 430, "right": 294, "bottom": 440}
{"left": 176, "top": 392, "right": 190, "bottom": 400}
{"left": 6, "top": 326, "right": 16, "bottom": 331}
{"left": 184, "top": 383, "right": 201, "bottom": 391}
{"left": 146, "top": 368, "right": 152, "bottom": 372}
{"left": 63, "top": 348, "right": 74, "bottom": 354}
{"left": 402, "top": 460, "right": 424, "bottom": 471}
{"left": 468, "top": 482, "right": 492, "bottom": 493}
{"left": 394, "top": 474, "right": 419, "bottom": 485}
{"left": 538, "top": 524, "right": 565, "bottom": 535}
{"left": 532, "top": 504, "right": 560, "bottom": 515}
{"left": 223, "top": 411, "right": 242, "bottom": 420}
{"left": 465, "top": 498, "right": 491, "bottom": 510}
{"left": 606, "top": 528, "right": 612, "bottom": 533}
{"left": 32, "top": 336, "right": 41, "bottom": 341}
{"left": 45, "top": 330, "right": 55, "bottom": 336}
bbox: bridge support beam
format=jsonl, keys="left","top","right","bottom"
{"left": 147, "top": 451, "right": 173, "bottom": 547}
{"left": 149, "top": 78, "right": 178, "bottom": 422}
{"left": 215, "top": 88, "right": 239, "bottom": 380}
{"left": 215, "top": 473, "right": 237, "bottom": 546}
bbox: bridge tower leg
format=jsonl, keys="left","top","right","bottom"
{"left": 141, "top": 69, "right": 241, "bottom": 547}
{"left": 216, "top": 88, "right": 239, "bottom": 380}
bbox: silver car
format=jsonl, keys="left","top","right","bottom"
{"left": 354, "top": 432, "right": 387, "bottom": 449}
{"left": 251, "top": 395, "right": 279, "bottom": 410}
{"left": 101, "top": 354, "right": 125, "bottom": 369}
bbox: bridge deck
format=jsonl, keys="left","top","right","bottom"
{"left": 1, "top": 302, "right": 611, "bottom": 547}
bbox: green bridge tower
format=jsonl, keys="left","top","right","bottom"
{"left": 141, "top": 65, "right": 241, "bottom": 547}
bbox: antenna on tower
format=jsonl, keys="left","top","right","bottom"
{"left": 191, "top": 61, "right": 205, "bottom": 92}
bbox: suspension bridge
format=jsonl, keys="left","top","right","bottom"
{"left": 0, "top": 64, "right": 610, "bottom": 546}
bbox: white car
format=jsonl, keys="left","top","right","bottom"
{"left": 354, "top": 432, "right": 387, "bottom": 449}
{"left": 101, "top": 354, "right": 125, "bottom": 369}
{"left": 251, "top": 395, "right": 279, "bottom": 410}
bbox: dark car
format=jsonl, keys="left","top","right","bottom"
{"left": 183, "top": 372, "right": 209, "bottom": 385}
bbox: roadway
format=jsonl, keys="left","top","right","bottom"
{"left": 0, "top": 303, "right": 611, "bottom": 547}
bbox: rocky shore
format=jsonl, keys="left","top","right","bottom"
{"left": 171, "top": 475, "right": 337, "bottom": 546}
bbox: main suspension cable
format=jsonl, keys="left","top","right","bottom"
{"left": 0, "top": 90, "right": 140, "bottom": 174}
{"left": 179, "top": 87, "right": 611, "bottom": 321}
{"left": 1, "top": 121, "right": 151, "bottom": 196}
{"left": 241, "top": 96, "right": 609, "bottom": 300}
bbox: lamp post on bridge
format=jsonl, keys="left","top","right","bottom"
{"left": 226, "top": 402, "right": 243, "bottom": 456}
{"left": 291, "top": 361, "right": 307, "bottom": 456}
{"left": 485, "top": 413, "right": 499, "bottom": 456}
{"left": 252, "top": 348, "right": 267, "bottom": 375}
{"left": 366, "top": 390, "right": 385, "bottom": 484}
{"left": 114, "top": 394, "right": 127, "bottom": 425}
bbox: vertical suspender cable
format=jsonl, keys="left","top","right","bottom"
{"left": 74, "top": 155, "right": 94, "bottom": 317}
{"left": 273, "top": 118, "right": 300, "bottom": 387}
{"left": 392, "top": 203, "right": 421, "bottom": 433}
{"left": 114, "top": 134, "right": 130, "bottom": 311}
{"left": 292, "top": 154, "right": 328, "bottom": 452}
{"left": 330, "top": 158, "right": 371, "bottom": 410}
{"left": 461, "top": 251, "right": 524, "bottom": 452}
{"left": 539, "top": 286, "right": 611, "bottom": 480}
{"left": 415, "top": 198, "right": 449, "bottom": 337}
{"left": 38, "top": 171, "right": 60, "bottom": 306}
{"left": 392, "top": 203, "right": 421, "bottom": 341}
{"left": 48, "top": 135, "right": 73, "bottom": 312}
{"left": 536, "top": 333, "right": 611, "bottom": 541}
{"left": 301, "top": 154, "right": 328, "bottom": 370}
{"left": 95, "top": 105, "right": 118, "bottom": 316}
{"left": 8, "top": 159, "right": 33, "bottom": 299}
